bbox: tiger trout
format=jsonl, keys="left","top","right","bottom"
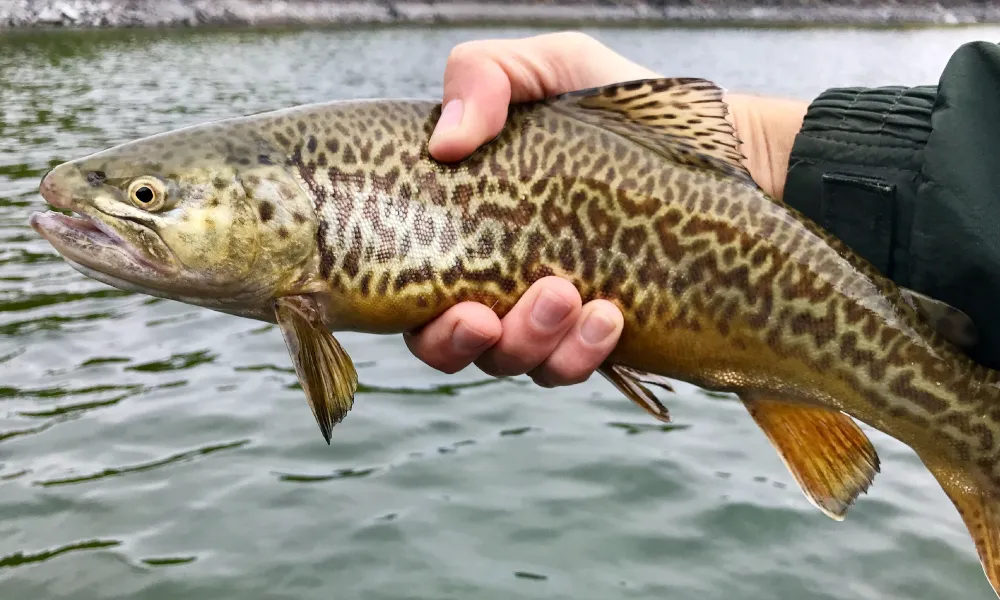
{"left": 27, "top": 78, "right": 1000, "bottom": 595}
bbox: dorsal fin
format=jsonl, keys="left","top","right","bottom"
{"left": 545, "top": 78, "right": 753, "bottom": 184}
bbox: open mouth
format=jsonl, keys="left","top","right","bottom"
{"left": 32, "top": 209, "right": 126, "bottom": 246}
{"left": 29, "top": 207, "right": 169, "bottom": 276}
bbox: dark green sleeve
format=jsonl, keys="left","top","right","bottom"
{"left": 783, "top": 41, "right": 1000, "bottom": 370}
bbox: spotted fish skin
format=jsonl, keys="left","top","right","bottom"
{"left": 268, "top": 96, "right": 999, "bottom": 477}
{"left": 29, "top": 79, "right": 1000, "bottom": 596}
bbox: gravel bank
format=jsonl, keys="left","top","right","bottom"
{"left": 1, "top": 0, "right": 998, "bottom": 29}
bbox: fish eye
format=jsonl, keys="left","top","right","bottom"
{"left": 127, "top": 177, "right": 167, "bottom": 211}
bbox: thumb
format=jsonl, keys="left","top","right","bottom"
{"left": 427, "top": 48, "right": 512, "bottom": 164}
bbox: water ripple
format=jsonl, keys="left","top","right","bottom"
{"left": 79, "top": 356, "right": 131, "bottom": 367}
{"left": 0, "top": 311, "right": 121, "bottom": 335}
{"left": 0, "top": 539, "right": 121, "bottom": 569}
{"left": 17, "top": 394, "right": 130, "bottom": 418}
{"left": 357, "top": 377, "right": 512, "bottom": 396}
{"left": 34, "top": 439, "right": 249, "bottom": 487}
{"left": 0, "top": 422, "right": 53, "bottom": 443}
{"left": 141, "top": 556, "right": 197, "bottom": 567}
{"left": 0, "top": 469, "right": 30, "bottom": 481}
{"left": 276, "top": 466, "right": 380, "bottom": 483}
{"left": 607, "top": 421, "right": 692, "bottom": 435}
{"left": 126, "top": 350, "right": 217, "bottom": 372}
{"left": 0, "top": 289, "right": 131, "bottom": 313}
{"left": 0, "top": 382, "right": 143, "bottom": 400}
{"left": 0, "top": 248, "right": 63, "bottom": 265}
{"left": 0, "top": 348, "right": 25, "bottom": 364}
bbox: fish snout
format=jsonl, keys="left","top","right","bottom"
{"left": 38, "top": 163, "right": 83, "bottom": 209}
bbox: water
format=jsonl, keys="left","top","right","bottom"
{"left": 1, "top": 23, "right": 998, "bottom": 600}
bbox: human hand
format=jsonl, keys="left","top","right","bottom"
{"left": 405, "top": 32, "right": 807, "bottom": 387}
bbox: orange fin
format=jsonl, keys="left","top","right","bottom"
{"left": 742, "top": 397, "right": 880, "bottom": 520}
{"left": 598, "top": 364, "right": 673, "bottom": 423}
{"left": 924, "top": 459, "right": 1000, "bottom": 597}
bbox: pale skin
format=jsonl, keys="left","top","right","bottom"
{"left": 404, "top": 32, "right": 809, "bottom": 387}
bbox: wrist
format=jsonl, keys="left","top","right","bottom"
{"left": 725, "top": 93, "right": 808, "bottom": 201}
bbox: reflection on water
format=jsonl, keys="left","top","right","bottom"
{"left": 2, "top": 23, "right": 1000, "bottom": 600}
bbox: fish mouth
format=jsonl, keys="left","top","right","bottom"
{"left": 29, "top": 208, "right": 176, "bottom": 279}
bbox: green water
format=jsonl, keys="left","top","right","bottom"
{"left": 2, "top": 23, "right": 999, "bottom": 600}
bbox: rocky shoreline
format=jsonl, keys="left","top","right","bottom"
{"left": 1, "top": 0, "right": 998, "bottom": 29}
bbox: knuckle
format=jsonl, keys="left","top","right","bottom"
{"left": 446, "top": 41, "right": 486, "bottom": 67}
{"left": 487, "top": 360, "right": 527, "bottom": 379}
{"left": 476, "top": 352, "right": 530, "bottom": 378}
{"left": 529, "top": 373, "right": 558, "bottom": 389}
{"left": 553, "top": 31, "right": 595, "bottom": 46}
{"left": 542, "top": 354, "right": 598, "bottom": 387}
{"left": 551, "top": 31, "right": 601, "bottom": 54}
{"left": 424, "top": 355, "right": 464, "bottom": 375}
{"left": 554, "top": 369, "right": 593, "bottom": 387}
{"left": 532, "top": 365, "right": 591, "bottom": 388}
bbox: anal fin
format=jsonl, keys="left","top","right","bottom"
{"left": 275, "top": 295, "right": 358, "bottom": 444}
{"left": 742, "top": 396, "right": 880, "bottom": 521}
{"left": 924, "top": 459, "right": 1000, "bottom": 598}
{"left": 598, "top": 364, "right": 673, "bottom": 422}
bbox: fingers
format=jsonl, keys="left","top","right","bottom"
{"left": 527, "top": 299, "right": 623, "bottom": 387}
{"left": 474, "top": 276, "right": 583, "bottom": 377}
{"left": 403, "top": 302, "right": 502, "bottom": 374}
{"left": 404, "top": 277, "right": 625, "bottom": 388}
{"left": 428, "top": 31, "right": 660, "bottom": 163}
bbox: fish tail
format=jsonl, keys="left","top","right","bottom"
{"left": 921, "top": 451, "right": 1000, "bottom": 597}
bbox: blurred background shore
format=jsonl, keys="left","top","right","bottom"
{"left": 2, "top": 0, "right": 999, "bottom": 29}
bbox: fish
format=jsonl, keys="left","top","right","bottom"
{"left": 27, "top": 77, "right": 1000, "bottom": 596}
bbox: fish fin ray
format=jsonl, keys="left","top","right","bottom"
{"left": 546, "top": 78, "right": 753, "bottom": 184}
{"left": 274, "top": 295, "right": 358, "bottom": 444}
{"left": 598, "top": 364, "right": 673, "bottom": 422}
{"left": 924, "top": 459, "right": 1000, "bottom": 598}
{"left": 742, "top": 396, "right": 880, "bottom": 520}
{"left": 900, "top": 287, "right": 979, "bottom": 349}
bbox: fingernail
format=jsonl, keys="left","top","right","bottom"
{"left": 453, "top": 321, "right": 492, "bottom": 354}
{"left": 435, "top": 99, "right": 464, "bottom": 133}
{"left": 581, "top": 311, "right": 617, "bottom": 344}
{"left": 531, "top": 290, "right": 572, "bottom": 329}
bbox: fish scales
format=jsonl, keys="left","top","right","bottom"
{"left": 28, "top": 78, "right": 1000, "bottom": 596}
{"left": 267, "top": 97, "right": 1000, "bottom": 476}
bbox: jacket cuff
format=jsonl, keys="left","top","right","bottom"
{"left": 783, "top": 85, "right": 936, "bottom": 286}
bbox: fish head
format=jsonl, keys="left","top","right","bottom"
{"left": 29, "top": 122, "right": 319, "bottom": 312}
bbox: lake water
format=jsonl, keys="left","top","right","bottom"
{"left": 2, "top": 23, "right": 999, "bottom": 600}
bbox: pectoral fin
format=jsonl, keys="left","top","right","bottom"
{"left": 599, "top": 364, "right": 673, "bottom": 422}
{"left": 924, "top": 459, "right": 1000, "bottom": 598}
{"left": 742, "top": 397, "right": 880, "bottom": 520}
{"left": 274, "top": 295, "right": 358, "bottom": 444}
